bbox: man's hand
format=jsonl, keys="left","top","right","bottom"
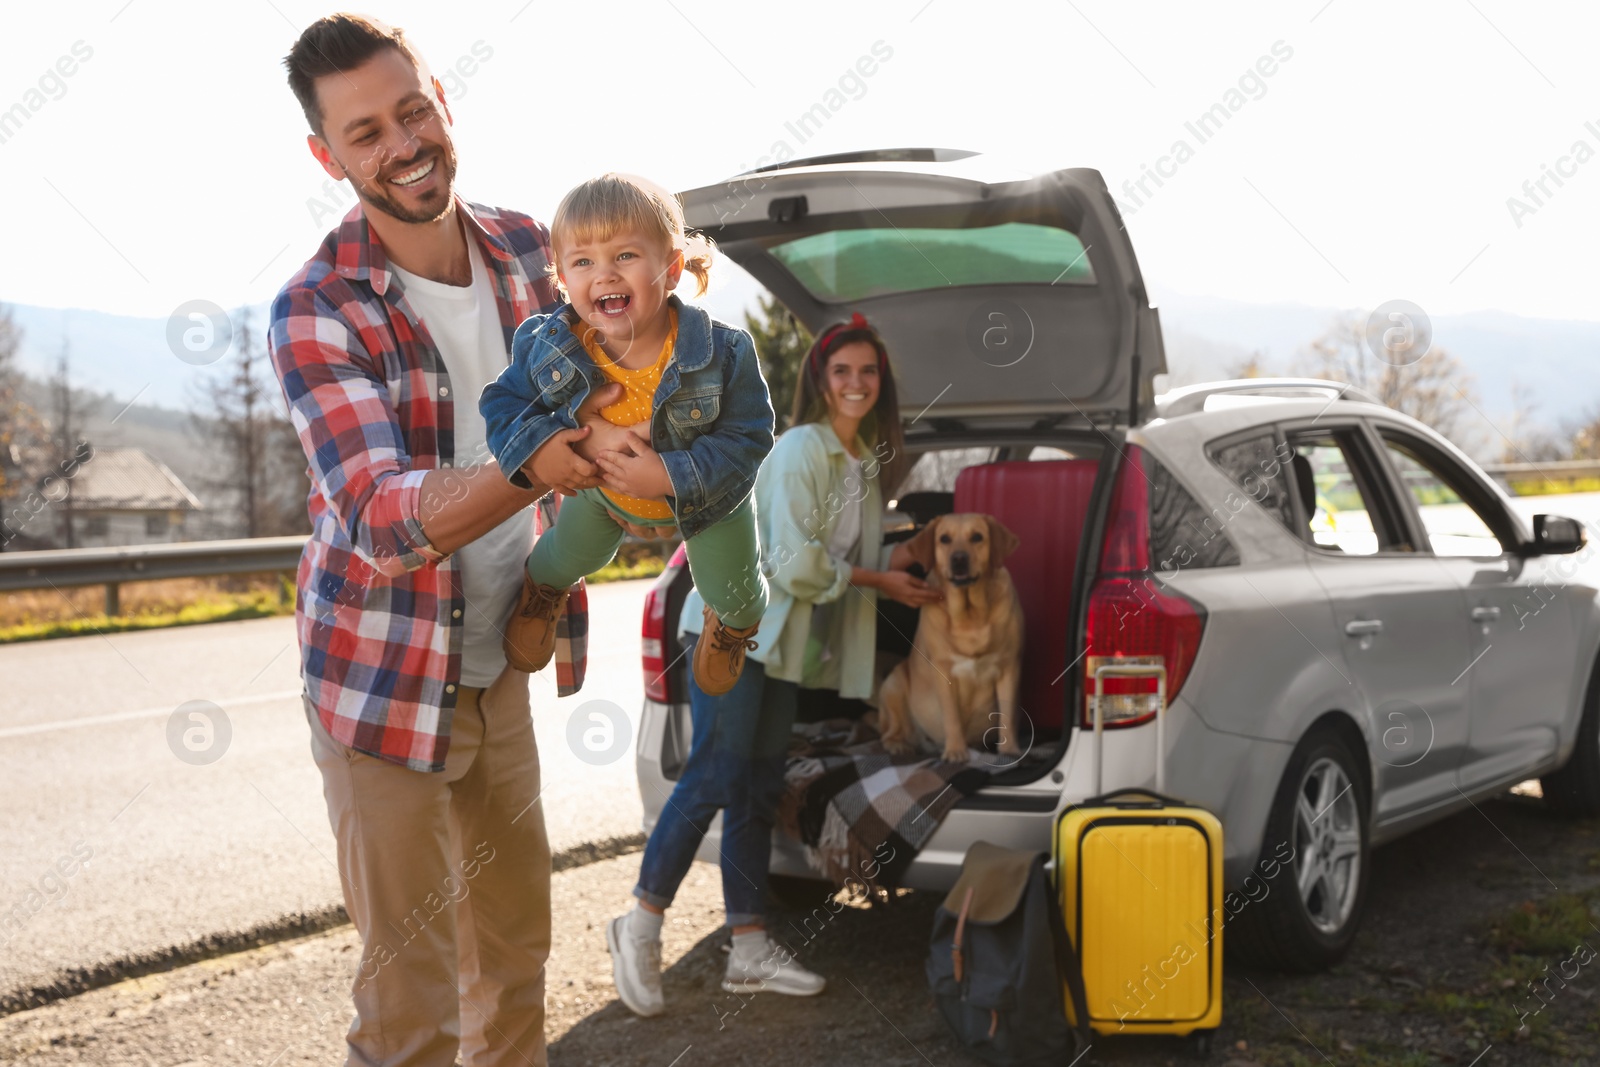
{"left": 524, "top": 427, "right": 601, "bottom": 496}
{"left": 596, "top": 428, "right": 673, "bottom": 500}
{"left": 570, "top": 382, "right": 635, "bottom": 462}
{"left": 574, "top": 418, "right": 641, "bottom": 461}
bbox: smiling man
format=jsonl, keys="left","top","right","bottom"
{"left": 269, "top": 14, "right": 602, "bottom": 1067}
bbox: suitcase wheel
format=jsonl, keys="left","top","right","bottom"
{"left": 1189, "top": 1030, "right": 1213, "bottom": 1059}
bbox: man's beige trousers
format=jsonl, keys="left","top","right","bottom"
{"left": 307, "top": 668, "right": 550, "bottom": 1066}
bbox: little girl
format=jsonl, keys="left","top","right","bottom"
{"left": 481, "top": 173, "right": 773, "bottom": 694}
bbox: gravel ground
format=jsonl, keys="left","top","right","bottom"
{"left": 2, "top": 790, "right": 1598, "bottom": 1066}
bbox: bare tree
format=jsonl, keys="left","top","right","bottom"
{"left": 0, "top": 304, "right": 43, "bottom": 547}
{"left": 1295, "top": 312, "right": 1478, "bottom": 441}
{"left": 1501, "top": 381, "right": 1567, "bottom": 464}
{"left": 0, "top": 304, "right": 31, "bottom": 500}
{"left": 46, "top": 340, "right": 98, "bottom": 548}
{"left": 188, "top": 308, "right": 309, "bottom": 538}
{"left": 0, "top": 307, "right": 93, "bottom": 551}
{"left": 1569, "top": 405, "right": 1600, "bottom": 461}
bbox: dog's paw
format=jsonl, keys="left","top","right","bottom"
{"left": 882, "top": 735, "right": 916, "bottom": 757}
{"left": 940, "top": 744, "right": 971, "bottom": 764}
{"left": 997, "top": 739, "right": 1025, "bottom": 758}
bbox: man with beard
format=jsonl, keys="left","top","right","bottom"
{"left": 269, "top": 15, "right": 617, "bottom": 1066}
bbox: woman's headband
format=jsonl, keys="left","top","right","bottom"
{"left": 809, "top": 312, "right": 886, "bottom": 374}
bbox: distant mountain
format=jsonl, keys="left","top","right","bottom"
{"left": 6, "top": 285, "right": 766, "bottom": 413}
{"left": 8, "top": 286, "right": 1597, "bottom": 470}
{"left": 10, "top": 302, "right": 276, "bottom": 414}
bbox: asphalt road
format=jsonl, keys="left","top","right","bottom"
{"left": 0, "top": 577, "right": 656, "bottom": 1007}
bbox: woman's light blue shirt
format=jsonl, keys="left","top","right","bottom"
{"left": 679, "top": 421, "right": 890, "bottom": 700}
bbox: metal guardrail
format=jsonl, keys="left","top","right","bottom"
{"left": 0, "top": 461, "right": 1590, "bottom": 617}
{"left": 0, "top": 536, "right": 307, "bottom": 615}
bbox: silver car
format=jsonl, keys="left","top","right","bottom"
{"left": 634, "top": 149, "right": 1599, "bottom": 970}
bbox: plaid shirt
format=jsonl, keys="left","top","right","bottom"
{"left": 269, "top": 196, "right": 587, "bottom": 773}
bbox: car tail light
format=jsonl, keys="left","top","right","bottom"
{"left": 641, "top": 584, "right": 669, "bottom": 703}
{"left": 1082, "top": 446, "right": 1205, "bottom": 729}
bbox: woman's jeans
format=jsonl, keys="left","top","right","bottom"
{"left": 634, "top": 633, "right": 798, "bottom": 927}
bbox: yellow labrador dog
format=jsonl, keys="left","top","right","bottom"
{"left": 878, "top": 513, "right": 1024, "bottom": 763}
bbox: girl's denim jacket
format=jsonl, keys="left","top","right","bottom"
{"left": 481, "top": 296, "right": 774, "bottom": 538}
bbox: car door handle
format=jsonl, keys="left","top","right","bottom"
{"left": 1344, "top": 619, "right": 1384, "bottom": 637}
{"left": 1470, "top": 606, "right": 1501, "bottom": 623}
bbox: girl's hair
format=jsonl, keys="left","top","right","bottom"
{"left": 790, "top": 314, "right": 909, "bottom": 496}
{"left": 548, "top": 173, "right": 714, "bottom": 297}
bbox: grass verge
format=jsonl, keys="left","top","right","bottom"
{"left": 1508, "top": 477, "right": 1600, "bottom": 496}
{"left": 0, "top": 589, "right": 293, "bottom": 645}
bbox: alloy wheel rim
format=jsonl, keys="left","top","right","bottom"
{"left": 1292, "top": 756, "right": 1362, "bottom": 935}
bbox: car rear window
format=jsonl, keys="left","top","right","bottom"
{"left": 768, "top": 222, "right": 1096, "bottom": 303}
{"left": 1207, "top": 432, "right": 1297, "bottom": 533}
{"left": 1149, "top": 458, "right": 1241, "bottom": 572}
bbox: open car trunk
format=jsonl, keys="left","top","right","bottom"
{"left": 653, "top": 433, "right": 1120, "bottom": 786}
{"left": 679, "top": 149, "right": 1168, "bottom": 425}
{"left": 649, "top": 151, "right": 1177, "bottom": 786}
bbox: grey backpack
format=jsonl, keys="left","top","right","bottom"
{"left": 927, "top": 842, "right": 1092, "bottom": 1065}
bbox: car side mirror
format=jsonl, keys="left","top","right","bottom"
{"left": 1526, "top": 514, "right": 1587, "bottom": 556}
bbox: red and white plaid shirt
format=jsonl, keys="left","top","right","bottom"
{"left": 269, "top": 197, "right": 586, "bottom": 772}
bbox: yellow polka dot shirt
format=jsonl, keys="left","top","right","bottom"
{"left": 575, "top": 307, "right": 678, "bottom": 521}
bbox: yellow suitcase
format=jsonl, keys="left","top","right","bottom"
{"left": 1051, "top": 664, "right": 1223, "bottom": 1048}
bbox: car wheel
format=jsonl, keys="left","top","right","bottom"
{"left": 1227, "top": 727, "right": 1371, "bottom": 972}
{"left": 1540, "top": 659, "right": 1600, "bottom": 818}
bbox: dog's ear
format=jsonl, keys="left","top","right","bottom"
{"left": 903, "top": 517, "right": 941, "bottom": 573}
{"left": 986, "top": 516, "right": 1020, "bottom": 568}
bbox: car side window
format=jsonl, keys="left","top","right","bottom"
{"left": 1149, "top": 457, "right": 1241, "bottom": 571}
{"left": 1285, "top": 430, "right": 1412, "bottom": 556}
{"left": 1377, "top": 434, "right": 1507, "bottom": 557}
{"left": 1208, "top": 432, "right": 1297, "bottom": 533}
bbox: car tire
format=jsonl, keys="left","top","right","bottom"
{"left": 1540, "top": 658, "right": 1600, "bottom": 818}
{"left": 1227, "top": 726, "right": 1371, "bottom": 973}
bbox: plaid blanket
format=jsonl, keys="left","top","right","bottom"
{"left": 778, "top": 721, "right": 1009, "bottom": 889}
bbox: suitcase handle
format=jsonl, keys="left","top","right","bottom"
{"left": 1082, "top": 786, "right": 1189, "bottom": 809}
{"left": 1091, "top": 662, "right": 1167, "bottom": 795}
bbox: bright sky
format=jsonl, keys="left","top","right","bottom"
{"left": 3, "top": 0, "right": 1598, "bottom": 325}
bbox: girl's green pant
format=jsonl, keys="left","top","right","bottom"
{"left": 523, "top": 489, "right": 768, "bottom": 629}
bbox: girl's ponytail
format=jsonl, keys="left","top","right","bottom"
{"left": 680, "top": 230, "right": 715, "bottom": 297}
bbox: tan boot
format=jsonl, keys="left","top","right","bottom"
{"left": 503, "top": 576, "right": 569, "bottom": 673}
{"left": 693, "top": 604, "right": 760, "bottom": 696}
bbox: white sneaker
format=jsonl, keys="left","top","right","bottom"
{"left": 721, "top": 934, "right": 826, "bottom": 996}
{"left": 606, "top": 914, "right": 664, "bottom": 1017}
